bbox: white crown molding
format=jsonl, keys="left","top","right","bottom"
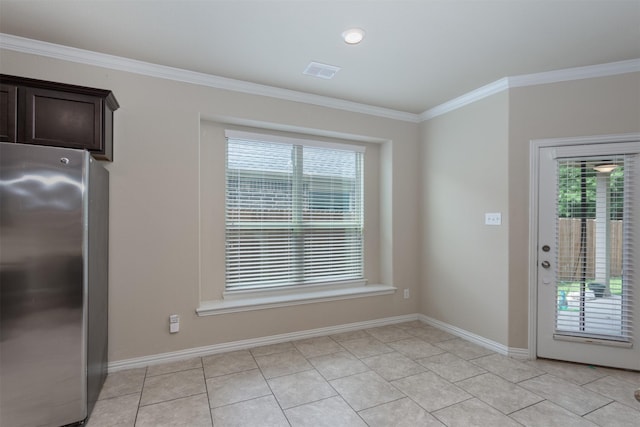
{"left": 0, "top": 33, "right": 420, "bottom": 123}
{"left": 508, "top": 58, "right": 640, "bottom": 88}
{"left": 419, "top": 78, "right": 510, "bottom": 122}
{"left": 2, "top": 33, "right": 638, "bottom": 125}
{"left": 420, "top": 58, "right": 640, "bottom": 122}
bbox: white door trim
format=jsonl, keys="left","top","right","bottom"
{"left": 528, "top": 132, "right": 640, "bottom": 360}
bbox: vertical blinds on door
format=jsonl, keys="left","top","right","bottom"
{"left": 225, "top": 131, "right": 365, "bottom": 291}
{"left": 555, "top": 154, "right": 635, "bottom": 342}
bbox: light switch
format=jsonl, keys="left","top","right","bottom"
{"left": 485, "top": 212, "right": 502, "bottom": 225}
{"left": 169, "top": 314, "right": 180, "bottom": 333}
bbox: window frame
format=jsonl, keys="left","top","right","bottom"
{"left": 196, "top": 124, "right": 395, "bottom": 317}
{"left": 224, "top": 130, "right": 366, "bottom": 292}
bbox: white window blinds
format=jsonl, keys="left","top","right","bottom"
{"left": 555, "top": 154, "right": 635, "bottom": 342}
{"left": 225, "top": 131, "right": 365, "bottom": 290}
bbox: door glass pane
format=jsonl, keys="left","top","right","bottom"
{"left": 555, "top": 155, "right": 633, "bottom": 342}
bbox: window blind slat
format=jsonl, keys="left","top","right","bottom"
{"left": 554, "top": 155, "right": 635, "bottom": 341}
{"left": 225, "top": 136, "right": 364, "bottom": 290}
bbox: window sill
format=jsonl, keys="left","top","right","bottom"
{"left": 196, "top": 283, "right": 397, "bottom": 316}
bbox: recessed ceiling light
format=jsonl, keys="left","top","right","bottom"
{"left": 342, "top": 28, "right": 365, "bottom": 44}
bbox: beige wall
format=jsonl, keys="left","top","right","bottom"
{"left": 419, "top": 72, "right": 640, "bottom": 350}
{"left": 507, "top": 72, "right": 640, "bottom": 349}
{"left": 0, "top": 49, "right": 420, "bottom": 362}
{"left": 3, "top": 46, "right": 637, "bottom": 361}
{"left": 419, "top": 92, "right": 510, "bottom": 345}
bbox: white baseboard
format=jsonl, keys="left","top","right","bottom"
{"left": 108, "top": 312, "right": 531, "bottom": 372}
{"left": 108, "top": 313, "right": 419, "bottom": 372}
{"left": 418, "top": 314, "right": 529, "bottom": 360}
{"left": 506, "top": 347, "right": 531, "bottom": 360}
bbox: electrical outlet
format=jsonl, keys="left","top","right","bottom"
{"left": 403, "top": 289, "right": 410, "bottom": 299}
{"left": 485, "top": 212, "right": 502, "bottom": 226}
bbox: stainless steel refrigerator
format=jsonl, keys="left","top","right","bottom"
{"left": 0, "top": 142, "right": 109, "bottom": 427}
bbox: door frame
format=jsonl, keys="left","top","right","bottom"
{"left": 528, "top": 132, "right": 640, "bottom": 360}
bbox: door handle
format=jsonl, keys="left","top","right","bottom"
{"left": 541, "top": 260, "right": 551, "bottom": 269}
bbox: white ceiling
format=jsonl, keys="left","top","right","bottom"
{"left": 1, "top": 0, "right": 639, "bottom": 114}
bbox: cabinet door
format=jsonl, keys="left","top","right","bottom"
{"left": 0, "top": 84, "right": 17, "bottom": 142}
{"left": 23, "top": 87, "right": 103, "bottom": 152}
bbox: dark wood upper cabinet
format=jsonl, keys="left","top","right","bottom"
{"left": 0, "top": 83, "right": 17, "bottom": 142}
{"left": 0, "top": 75, "right": 119, "bottom": 161}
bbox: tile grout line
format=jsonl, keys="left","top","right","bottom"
{"left": 579, "top": 400, "right": 617, "bottom": 419}
{"left": 429, "top": 395, "right": 477, "bottom": 422}
{"left": 504, "top": 398, "right": 548, "bottom": 416}
{"left": 251, "top": 344, "right": 294, "bottom": 426}
{"left": 201, "top": 356, "right": 216, "bottom": 427}
{"left": 132, "top": 366, "right": 147, "bottom": 426}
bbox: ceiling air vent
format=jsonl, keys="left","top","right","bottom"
{"left": 303, "top": 62, "right": 341, "bottom": 80}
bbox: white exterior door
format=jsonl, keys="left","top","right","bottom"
{"left": 536, "top": 138, "right": 640, "bottom": 370}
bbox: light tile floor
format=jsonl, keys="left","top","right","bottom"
{"left": 87, "top": 321, "right": 640, "bottom": 426}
